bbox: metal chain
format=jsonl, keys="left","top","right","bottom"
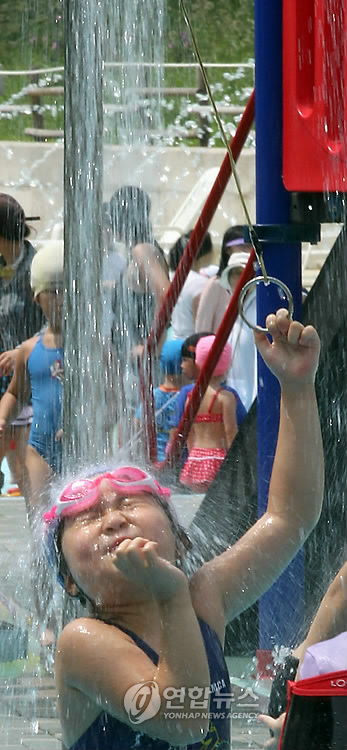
{"left": 179, "top": 0, "right": 269, "bottom": 284}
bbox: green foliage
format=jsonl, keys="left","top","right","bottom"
{"left": 166, "top": 0, "right": 254, "bottom": 63}
{"left": 0, "top": 0, "right": 253, "bottom": 69}
{"left": 0, "top": 0, "right": 254, "bottom": 144}
{"left": 0, "top": 0, "right": 64, "bottom": 68}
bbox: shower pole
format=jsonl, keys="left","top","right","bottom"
{"left": 63, "top": 0, "right": 105, "bottom": 468}
{"left": 254, "top": 0, "right": 304, "bottom": 670}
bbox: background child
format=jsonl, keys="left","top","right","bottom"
{"left": 0, "top": 193, "right": 44, "bottom": 496}
{"left": 177, "top": 331, "right": 247, "bottom": 428}
{"left": 219, "top": 251, "right": 257, "bottom": 411}
{"left": 44, "top": 309, "right": 324, "bottom": 750}
{"left": 168, "top": 231, "right": 212, "bottom": 340}
{"left": 0, "top": 241, "right": 64, "bottom": 518}
{"left": 136, "top": 338, "right": 184, "bottom": 462}
{"left": 179, "top": 335, "right": 238, "bottom": 491}
{"left": 166, "top": 331, "right": 246, "bottom": 476}
{"left": 0, "top": 240, "right": 64, "bottom": 663}
{"left": 195, "top": 226, "right": 252, "bottom": 334}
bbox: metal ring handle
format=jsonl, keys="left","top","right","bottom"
{"left": 238, "top": 276, "right": 294, "bottom": 333}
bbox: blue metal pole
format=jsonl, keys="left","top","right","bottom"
{"left": 254, "top": 0, "right": 304, "bottom": 654}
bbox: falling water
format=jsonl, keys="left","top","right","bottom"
{"left": 63, "top": 0, "right": 165, "bottom": 467}
{"left": 63, "top": 0, "right": 105, "bottom": 469}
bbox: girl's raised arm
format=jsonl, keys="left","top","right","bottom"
{"left": 192, "top": 310, "right": 324, "bottom": 628}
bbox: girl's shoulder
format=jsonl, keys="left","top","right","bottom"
{"left": 58, "top": 616, "right": 124, "bottom": 644}
{"left": 57, "top": 616, "right": 142, "bottom": 653}
{"left": 56, "top": 618, "right": 116, "bottom": 748}
{"left": 197, "top": 384, "right": 217, "bottom": 409}
{"left": 56, "top": 616, "right": 136, "bottom": 676}
{"left": 200, "top": 274, "right": 218, "bottom": 288}
{"left": 19, "top": 335, "right": 40, "bottom": 361}
{"left": 219, "top": 387, "right": 237, "bottom": 403}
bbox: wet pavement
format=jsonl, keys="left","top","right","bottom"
{"left": 0, "top": 482, "right": 270, "bottom": 749}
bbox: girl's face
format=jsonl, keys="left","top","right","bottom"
{"left": 61, "top": 479, "right": 176, "bottom": 605}
{"left": 37, "top": 288, "right": 64, "bottom": 328}
{"left": 181, "top": 357, "right": 198, "bottom": 381}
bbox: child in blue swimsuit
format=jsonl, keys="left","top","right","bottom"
{"left": 0, "top": 241, "right": 64, "bottom": 518}
{"left": 136, "top": 339, "right": 185, "bottom": 462}
{"left": 43, "top": 310, "right": 323, "bottom": 750}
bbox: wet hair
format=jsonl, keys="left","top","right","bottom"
{"left": 181, "top": 331, "right": 213, "bottom": 361}
{"left": 109, "top": 185, "right": 153, "bottom": 247}
{"left": 169, "top": 230, "right": 213, "bottom": 272}
{"left": 0, "top": 193, "right": 31, "bottom": 243}
{"left": 216, "top": 225, "right": 245, "bottom": 277}
{"left": 108, "top": 186, "right": 169, "bottom": 277}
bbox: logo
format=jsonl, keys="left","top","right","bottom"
{"left": 124, "top": 681, "right": 161, "bottom": 724}
{"left": 50, "top": 358, "right": 64, "bottom": 384}
{"left": 237, "top": 686, "right": 259, "bottom": 707}
{"left": 331, "top": 678, "right": 347, "bottom": 688}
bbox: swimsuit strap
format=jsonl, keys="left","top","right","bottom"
{"left": 207, "top": 387, "right": 223, "bottom": 414}
{"left": 195, "top": 413, "right": 223, "bottom": 423}
{"left": 95, "top": 618, "right": 159, "bottom": 664}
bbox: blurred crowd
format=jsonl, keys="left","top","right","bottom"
{"left": 0, "top": 186, "right": 257, "bottom": 657}
{"left": 0, "top": 186, "right": 258, "bottom": 510}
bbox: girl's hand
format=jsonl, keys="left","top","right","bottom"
{"left": 0, "top": 349, "right": 17, "bottom": 377}
{"left": 254, "top": 309, "right": 320, "bottom": 388}
{"left": 112, "top": 537, "right": 189, "bottom": 602}
{"left": 258, "top": 712, "right": 285, "bottom": 748}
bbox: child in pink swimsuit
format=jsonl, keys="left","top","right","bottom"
{"left": 180, "top": 336, "right": 237, "bottom": 491}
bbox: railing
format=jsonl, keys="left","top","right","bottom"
{"left": 0, "top": 62, "right": 254, "bottom": 146}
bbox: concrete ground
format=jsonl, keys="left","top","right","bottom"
{"left": 0, "top": 464, "right": 270, "bottom": 749}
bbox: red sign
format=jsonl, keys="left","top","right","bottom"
{"left": 283, "top": 0, "right": 347, "bottom": 191}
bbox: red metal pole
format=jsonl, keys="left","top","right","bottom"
{"left": 148, "top": 89, "right": 255, "bottom": 352}
{"left": 163, "top": 252, "right": 255, "bottom": 469}
{"left": 138, "top": 353, "right": 156, "bottom": 462}
{"left": 144, "top": 89, "right": 255, "bottom": 463}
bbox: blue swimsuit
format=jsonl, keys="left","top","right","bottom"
{"left": 28, "top": 335, "right": 63, "bottom": 474}
{"left": 70, "top": 618, "right": 231, "bottom": 750}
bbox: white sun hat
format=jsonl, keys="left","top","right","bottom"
{"left": 219, "top": 251, "right": 250, "bottom": 291}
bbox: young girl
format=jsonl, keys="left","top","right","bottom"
{"left": 0, "top": 193, "right": 44, "bottom": 495}
{"left": 195, "top": 225, "right": 251, "bottom": 335}
{"left": 0, "top": 241, "right": 64, "bottom": 517}
{"left": 136, "top": 339, "right": 185, "bottom": 462}
{"left": 179, "top": 335, "right": 238, "bottom": 492}
{"left": 168, "top": 232, "right": 212, "bottom": 341}
{"left": 43, "top": 309, "right": 323, "bottom": 750}
{"left": 0, "top": 240, "right": 64, "bottom": 661}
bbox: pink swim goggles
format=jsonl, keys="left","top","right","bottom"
{"left": 43, "top": 466, "right": 171, "bottom": 525}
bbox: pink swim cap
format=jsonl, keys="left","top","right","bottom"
{"left": 195, "top": 335, "right": 232, "bottom": 376}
